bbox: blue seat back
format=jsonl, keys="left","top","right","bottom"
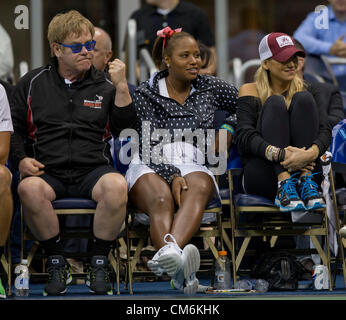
{"left": 113, "top": 137, "right": 132, "bottom": 175}
{"left": 227, "top": 144, "right": 242, "bottom": 170}
{"left": 331, "top": 119, "right": 346, "bottom": 165}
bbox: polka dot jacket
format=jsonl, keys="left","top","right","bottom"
{"left": 132, "top": 69, "right": 238, "bottom": 184}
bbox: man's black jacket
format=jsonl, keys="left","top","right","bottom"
{"left": 10, "top": 58, "right": 137, "bottom": 183}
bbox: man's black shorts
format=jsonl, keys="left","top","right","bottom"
{"left": 39, "top": 165, "right": 118, "bottom": 199}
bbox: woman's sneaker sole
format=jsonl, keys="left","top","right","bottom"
{"left": 274, "top": 199, "right": 306, "bottom": 212}
{"left": 182, "top": 244, "right": 200, "bottom": 295}
{"left": 43, "top": 274, "right": 72, "bottom": 296}
{"left": 305, "top": 200, "right": 326, "bottom": 211}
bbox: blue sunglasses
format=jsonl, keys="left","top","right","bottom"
{"left": 59, "top": 40, "right": 96, "bottom": 54}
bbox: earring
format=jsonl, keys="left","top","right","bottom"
{"left": 167, "top": 64, "right": 170, "bottom": 68}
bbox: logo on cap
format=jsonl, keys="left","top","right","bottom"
{"left": 276, "top": 36, "right": 293, "bottom": 48}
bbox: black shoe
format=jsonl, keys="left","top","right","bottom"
{"left": 86, "top": 256, "right": 113, "bottom": 295}
{"left": 43, "top": 255, "right": 72, "bottom": 296}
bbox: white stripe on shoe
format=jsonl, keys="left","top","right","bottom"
{"left": 147, "top": 259, "right": 164, "bottom": 276}
{"left": 158, "top": 250, "right": 182, "bottom": 277}
{"left": 182, "top": 244, "right": 200, "bottom": 295}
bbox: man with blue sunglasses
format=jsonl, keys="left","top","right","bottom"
{"left": 58, "top": 39, "right": 96, "bottom": 54}
{"left": 10, "top": 10, "right": 136, "bottom": 297}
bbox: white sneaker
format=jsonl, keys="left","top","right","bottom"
{"left": 182, "top": 244, "right": 200, "bottom": 295}
{"left": 170, "top": 244, "right": 201, "bottom": 294}
{"left": 147, "top": 258, "right": 165, "bottom": 276}
{"left": 147, "top": 234, "right": 183, "bottom": 277}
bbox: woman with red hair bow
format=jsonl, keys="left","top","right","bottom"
{"left": 126, "top": 26, "right": 238, "bottom": 293}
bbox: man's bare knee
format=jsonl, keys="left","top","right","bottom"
{"left": 18, "top": 177, "right": 55, "bottom": 203}
{"left": 93, "top": 173, "right": 128, "bottom": 207}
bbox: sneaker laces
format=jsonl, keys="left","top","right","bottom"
{"left": 47, "top": 264, "right": 68, "bottom": 283}
{"left": 149, "top": 234, "right": 182, "bottom": 266}
{"left": 90, "top": 264, "right": 110, "bottom": 283}
{"left": 279, "top": 172, "right": 300, "bottom": 201}
{"left": 299, "top": 172, "right": 321, "bottom": 200}
{"left": 163, "top": 233, "right": 182, "bottom": 254}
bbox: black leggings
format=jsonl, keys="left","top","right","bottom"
{"left": 243, "top": 91, "right": 320, "bottom": 200}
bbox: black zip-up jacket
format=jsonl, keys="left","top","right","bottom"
{"left": 10, "top": 58, "right": 137, "bottom": 183}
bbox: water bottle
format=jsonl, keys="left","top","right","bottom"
{"left": 234, "top": 278, "right": 269, "bottom": 292}
{"left": 14, "top": 259, "right": 30, "bottom": 297}
{"left": 214, "top": 251, "right": 231, "bottom": 289}
{"left": 312, "top": 265, "right": 329, "bottom": 290}
{"left": 233, "top": 279, "right": 253, "bottom": 290}
{"left": 253, "top": 279, "right": 269, "bottom": 292}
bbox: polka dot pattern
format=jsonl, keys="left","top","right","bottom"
{"left": 132, "top": 69, "right": 238, "bottom": 182}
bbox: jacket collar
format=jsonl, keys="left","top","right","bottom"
{"left": 48, "top": 57, "right": 105, "bottom": 85}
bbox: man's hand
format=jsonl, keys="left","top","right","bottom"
{"left": 18, "top": 157, "right": 45, "bottom": 178}
{"left": 280, "top": 146, "right": 315, "bottom": 172}
{"left": 108, "top": 59, "right": 127, "bottom": 88}
{"left": 171, "top": 176, "right": 188, "bottom": 207}
{"left": 108, "top": 58, "right": 132, "bottom": 107}
{"left": 329, "top": 35, "right": 346, "bottom": 57}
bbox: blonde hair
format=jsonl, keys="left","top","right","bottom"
{"left": 47, "top": 10, "right": 95, "bottom": 56}
{"left": 254, "top": 63, "right": 306, "bottom": 108}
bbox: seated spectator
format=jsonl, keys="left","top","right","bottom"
{"left": 126, "top": 26, "right": 237, "bottom": 294}
{"left": 62, "top": 26, "right": 139, "bottom": 275}
{"left": 235, "top": 32, "right": 330, "bottom": 213}
{"left": 293, "top": 0, "right": 346, "bottom": 91}
{"left": 0, "top": 84, "right": 13, "bottom": 299}
{"left": 10, "top": 10, "right": 136, "bottom": 296}
{"left": 92, "top": 27, "right": 113, "bottom": 72}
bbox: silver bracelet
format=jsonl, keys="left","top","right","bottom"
{"left": 265, "top": 145, "right": 280, "bottom": 162}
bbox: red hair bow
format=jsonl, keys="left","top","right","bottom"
{"left": 156, "top": 26, "right": 182, "bottom": 48}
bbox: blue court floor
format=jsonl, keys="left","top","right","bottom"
{"left": 4, "top": 274, "right": 346, "bottom": 300}
{"left": 2, "top": 275, "right": 346, "bottom": 320}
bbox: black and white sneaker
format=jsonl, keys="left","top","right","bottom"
{"left": 86, "top": 256, "right": 113, "bottom": 295}
{"left": 275, "top": 174, "right": 305, "bottom": 212}
{"left": 43, "top": 255, "right": 72, "bottom": 296}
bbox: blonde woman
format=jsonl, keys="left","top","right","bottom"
{"left": 235, "top": 32, "right": 330, "bottom": 212}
